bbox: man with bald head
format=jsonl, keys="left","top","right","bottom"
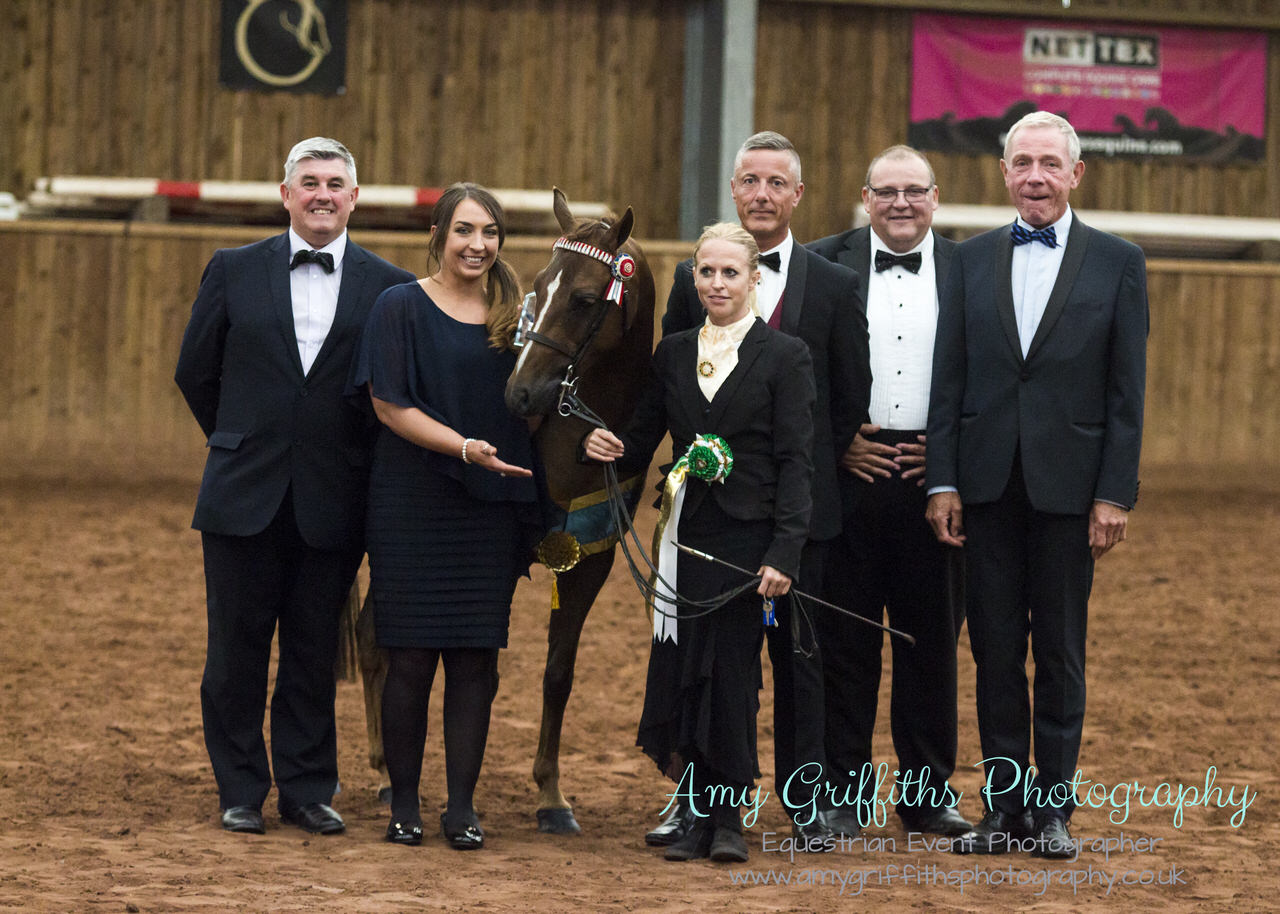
{"left": 808, "top": 145, "right": 968, "bottom": 840}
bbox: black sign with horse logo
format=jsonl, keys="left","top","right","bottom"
{"left": 219, "top": 0, "right": 347, "bottom": 94}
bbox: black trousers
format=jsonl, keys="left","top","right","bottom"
{"left": 821, "top": 429, "right": 965, "bottom": 819}
{"left": 200, "top": 492, "right": 363, "bottom": 811}
{"left": 963, "top": 457, "right": 1093, "bottom": 819}
{"left": 765, "top": 538, "right": 829, "bottom": 820}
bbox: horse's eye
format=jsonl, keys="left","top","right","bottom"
{"left": 569, "top": 292, "right": 599, "bottom": 311}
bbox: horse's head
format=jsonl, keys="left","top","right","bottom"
{"left": 505, "top": 187, "right": 651, "bottom": 418}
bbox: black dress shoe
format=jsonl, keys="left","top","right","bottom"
{"left": 280, "top": 802, "right": 345, "bottom": 835}
{"left": 440, "top": 812, "right": 484, "bottom": 850}
{"left": 645, "top": 802, "right": 694, "bottom": 847}
{"left": 952, "top": 809, "right": 1033, "bottom": 855}
{"left": 220, "top": 806, "right": 265, "bottom": 834}
{"left": 1030, "top": 814, "right": 1075, "bottom": 859}
{"left": 664, "top": 821, "right": 713, "bottom": 861}
{"left": 385, "top": 820, "right": 423, "bottom": 846}
{"left": 898, "top": 805, "right": 973, "bottom": 837}
{"left": 709, "top": 826, "right": 749, "bottom": 863}
{"left": 791, "top": 817, "right": 834, "bottom": 852}
{"left": 823, "top": 808, "right": 862, "bottom": 839}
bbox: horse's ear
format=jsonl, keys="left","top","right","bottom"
{"left": 609, "top": 206, "right": 634, "bottom": 248}
{"left": 552, "top": 187, "right": 574, "bottom": 233}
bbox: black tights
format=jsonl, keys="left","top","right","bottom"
{"left": 381, "top": 646, "right": 499, "bottom": 829}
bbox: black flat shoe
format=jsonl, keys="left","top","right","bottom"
{"left": 385, "top": 820, "right": 423, "bottom": 845}
{"left": 220, "top": 805, "right": 265, "bottom": 834}
{"left": 440, "top": 812, "right": 484, "bottom": 850}
{"left": 645, "top": 802, "right": 694, "bottom": 847}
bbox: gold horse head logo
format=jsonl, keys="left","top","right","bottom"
{"left": 235, "top": 0, "right": 332, "bottom": 88}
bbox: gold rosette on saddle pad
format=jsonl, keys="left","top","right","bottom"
{"left": 649, "top": 434, "right": 734, "bottom": 643}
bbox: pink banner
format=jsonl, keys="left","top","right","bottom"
{"left": 909, "top": 13, "right": 1266, "bottom": 161}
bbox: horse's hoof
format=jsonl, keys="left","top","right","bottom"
{"left": 536, "top": 807, "right": 581, "bottom": 835}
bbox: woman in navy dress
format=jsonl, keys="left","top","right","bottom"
{"left": 584, "top": 223, "right": 815, "bottom": 863}
{"left": 353, "top": 183, "right": 537, "bottom": 849}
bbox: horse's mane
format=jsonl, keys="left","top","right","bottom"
{"left": 564, "top": 213, "right": 620, "bottom": 242}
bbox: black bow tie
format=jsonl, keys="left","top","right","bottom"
{"left": 874, "top": 250, "right": 922, "bottom": 274}
{"left": 290, "top": 249, "right": 335, "bottom": 273}
{"left": 1010, "top": 223, "right": 1057, "bottom": 248}
{"left": 759, "top": 251, "right": 782, "bottom": 272}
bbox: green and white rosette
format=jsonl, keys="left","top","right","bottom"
{"left": 649, "top": 434, "right": 734, "bottom": 643}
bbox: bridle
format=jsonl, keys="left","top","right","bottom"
{"left": 516, "top": 234, "right": 636, "bottom": 420}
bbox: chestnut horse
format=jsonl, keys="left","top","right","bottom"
{"left": 504, "top": 188, "right": 655, "bottom": 833}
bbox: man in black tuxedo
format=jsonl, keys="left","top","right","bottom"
{"left": 926, "top": 113, "right": 1147, "bottom": 857}
{"left": 176, "top": 137, "right": 414, "bottom": 835}
{"left": 807, "top": 145, "right": 968, "bottom": 839}
{"left": 656, "top": 131, "right": 871, "bottom": 845}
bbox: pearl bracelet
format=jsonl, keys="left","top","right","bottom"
{"left": 461, "top": 437, "right": 476, "bottom": 464}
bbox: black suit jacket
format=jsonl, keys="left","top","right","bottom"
{"left": 615, "top": 320, "right": 816, "bottom": 578}
{"left": 926, "top": 216, "right": 1148, "bottom": 513}
{"left": 661, "top": 244, "right": 870, "bottom": 541}
{"left": 806, "top": 225, "right": 956, "bottom": 317}
{"left": 175, "top": 233, "right": 415, "bottom": 551}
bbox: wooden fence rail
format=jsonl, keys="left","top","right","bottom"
{"left": 0, "top": 221, "right": 1274, "bottom": 480}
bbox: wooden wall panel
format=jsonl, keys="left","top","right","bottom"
{"left": 756, "top": 3, "right": 1280, "bottom": 244}
{"left": 0, "top": 0, "right": 686, "bottom": 237}
{"left": 1, "top": 222, "right": 1276, "bottom": 480}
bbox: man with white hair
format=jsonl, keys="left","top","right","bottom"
{"left": 926, "top": 112, "right": 1148, "bottom": 857}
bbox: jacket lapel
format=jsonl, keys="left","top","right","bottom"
{"left": 708, "top": 320, "right": 768, "bottom": 428}
{"left": 1025, "top": 218, "right": 1089, "bottom": 361}
{"left": 308, "top": 238, "right": 367, "bottom": 377}
{"left": 779, "top": 245, "right": 808, "bottom": 336}
{"left": 932, "top": 231, "right": 952, "bottom": 300}
{"left": 267, "top": 234, "right": 305, "bottom": 377}
{"left": 994, "top": 225, "right": 1023, "bottom": 364}
{"left": 849, "top": 227, "right": 870, "bottom": 310}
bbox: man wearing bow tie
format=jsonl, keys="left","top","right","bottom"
{"left": 807, "top": 145, "right": 968, "bottom": 840}
{"left": 176, "top": 137, "right": 414, "bottom": 836}
{"left": 657, "top": 131, "right": 871, "bottom": 846}
{"left": 926, "top": 112, "right": 1148, "bottom": 857}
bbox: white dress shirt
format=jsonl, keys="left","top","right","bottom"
{"left": 1012, "top": 208, "right": 1072, "bottom": 357}
{"left": 697, "top": 310, "right": 756, "bottom": 401}
{"left": 755, "top": 232, "right": 793, "bottom": 324}
{"left": 867, "top": 230, "right": 937, "bottom": 430}
{"left": 288, "top": 228, "right": 347, "bottom": 375}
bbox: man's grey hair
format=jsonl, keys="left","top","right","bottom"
{"left": 864, "top": 144, "right": 936, "bottom": 189}
{"left": 1003, "top": 112, "right": 1081, "bottom": 165}
{"left": 733, "top": 130, "right": 802, "bottom": 184}
{"left": 283, "top": 137, "right": 358, "bottom": 186}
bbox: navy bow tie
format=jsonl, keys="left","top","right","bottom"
{"left": 874, "top": 250, "right": 923, "bottom": 273}
{"left": 1011, "top": 223, "right": 1057, "bottom": 248}
{"left": 290, "top": 249, "right": 335, "bottom": 273}
{"left": 759, "top": 251, "right": 782, "bottom": 272}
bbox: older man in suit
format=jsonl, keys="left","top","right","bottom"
{"left": 176, "top": 137, "right": 414, "bottom": 836}
{"left": 926, "top": 112, "right": 1147, "bottom": 857}
{"left": 807, "top": 145, "right": 968, "bottom": 840}
{"left": 656, "top": 131, "right": 871, "bottom": 846}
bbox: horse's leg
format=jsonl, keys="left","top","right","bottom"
{"left": 355, "top": 590, "right": 392, "bottom": 802}
{"left": 534, "top": 547, "right": 615, "bottom": 834}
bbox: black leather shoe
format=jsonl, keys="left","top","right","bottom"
{"left": 1030, "top": 814, "right": 1075, "bottom": 859}
{"left": 440, "top": 811, "right": 484, "bottom": 850}
{"left": 791, "top": 817, "right": 834, "bottom": 852}
{"left": 664, "top": 822, "right": 713, "bottom": 860}
{"left": 645, "top": 802, "right": 694, "bottom": 847}
{"left": 385, "top": 820, "right": 423, "bottom": 846}
{"left": 709, "top": 826, "right": 749, "bottom": 863}
{"left": 899, "top": 805, "right": 973, "bottom": 837}
{"left": 280, "top": 802, "right": 345, "bottom": 835}
{"left": 952, "top": 809, "right": 1033, "bottom": 855}
{"left": 823, "top": 808, "right": 862, "bottom": 839}
{"left": 220, "top": 806, "right": 265, "bottom": 834}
